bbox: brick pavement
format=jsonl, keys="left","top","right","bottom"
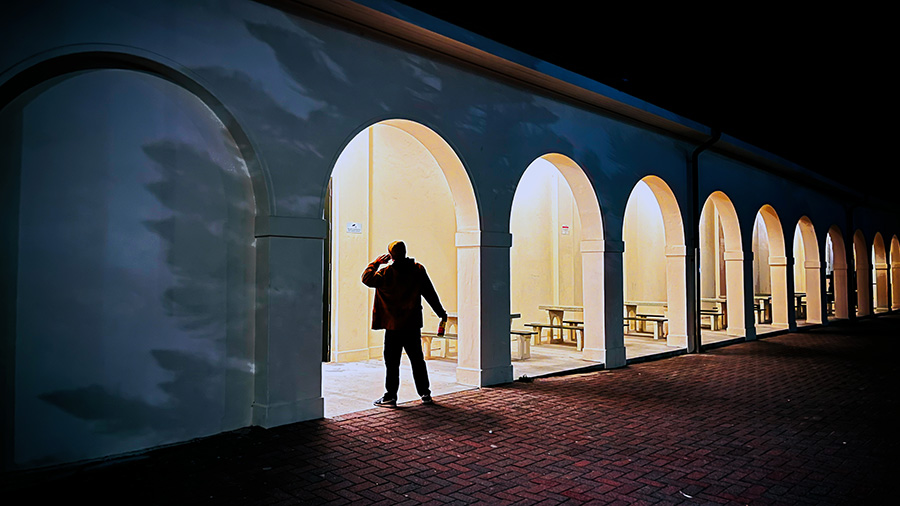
{"left": 4, "top": 315, "right": 897, "bottom": 504}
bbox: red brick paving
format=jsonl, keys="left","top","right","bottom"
{"left": 4, "top": 315, "right": 897, "bottom": 504}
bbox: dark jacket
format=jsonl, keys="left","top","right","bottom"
{"left": 362, "top": 257, "right": 447, "bottom": 330}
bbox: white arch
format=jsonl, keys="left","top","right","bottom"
{"left": 753, "top": 205, "right": 789, "bottom": 328}
{"left": 827, "top": 226, "right": 850, "bottom": 319}
{"left": 700, "top": 191, "right": 746, "bottom": 337}
{"left": 511, "top": 153, "right": 612, "bottom": 363}
{"left": 795, "top": 217, "right": 823, "bottom": 324}
{"left": 872, "top": 233, "right": 889, "bottom": 312}
{"left": 328, "top": 119, "right": 484, "bottom": 387}
{"left": 623, "top": 175, "right": 687, "bottom": 347}
{"left": 381, "top": 120, "right": 479, "bottom": 232}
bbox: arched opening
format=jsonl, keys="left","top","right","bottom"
{"left": 324, "top": 119, "right": 479, "bottom": 416}
{"left": 872, "top": 233, "right": 890, "bottom": 313}
{"left": 699, "top": 191, "right": 746, "bottom": 340}
{"left": 892, "top": 235, "right": 900, "bottom": 311}
{"left": 826, "top": 226, "right": 850, "bottom": 319}
{"left": 622, "top": 176, "right": 687, "bottom": 351}
{"left": 853, "top": 230, "right": 871, "bottom": 316}
{"left": 4, "top": 68, "right": 258, "bottom": 467}
{"left": 509, "top": 153, "right": 605, "bottom": 375}
{"left": 793, "top": 217, "right": 823, "bottom": 325}
{"left": 751, "top": 205, "right": 789, "bottom": 331}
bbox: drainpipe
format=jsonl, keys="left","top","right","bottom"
{"left": 689, "top": 130, "right": 720, "bottom": 353}
{"left": 845, "top": 202, "right": 857, "bottom": 320}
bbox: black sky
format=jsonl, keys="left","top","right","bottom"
{"left": 394, "top": 2, "right": 894, "bottom": 201}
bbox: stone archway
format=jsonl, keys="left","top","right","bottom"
{"left": 622, "top": 176, "right": 687, "bottom": 347}
{"left": 699, "top": 191, "right": 746, "bottom": 338}
{"left": 327, "top": 119, "right": 483, "bottom": 393}
{"left": 752, "top": 205, "right": 789, "bottom": 328}
{"left": 794, "top": 217, "right": 823, "bottom": 324}
{"left": 872, "top": 233, "right": 889, "bottom": 313}
{"left": 510, "top": 154, "right": 619, "bottom": 365}
{"left": 827, "top": 226, "right": 850, "bottom": 319}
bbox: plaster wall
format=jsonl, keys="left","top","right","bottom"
{"left": 623, "top": 181, "right": 667, "bottom": 304}
{"left": 5, "top": 69, "right": 256, "bottom": 467}
{"left": 699, "top": 205, "right": 725, "bottom": 299}
{"left": 793, "top": 226, "right": 807, "bottom": 293}
{"left": 329, "top": 130, "right": 372, "bottom": 362}
{"left": 752, "top": 214, "right": 773, "bottom": 295}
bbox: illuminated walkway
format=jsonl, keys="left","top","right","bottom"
{"left": 324, "top": 335, "right": 696, "bottom": 418}
{"left": 323, "top": 327, "right": 798, "bottom": 418}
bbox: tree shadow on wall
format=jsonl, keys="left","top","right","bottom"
{"left": 39, "top": 135, "right": 255, "bottom": 441}
{"left": 236, "top": 19, "right": 574, "bottom": 206}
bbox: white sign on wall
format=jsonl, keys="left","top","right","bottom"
{"left": 561, "top": 225, "right": 570, "bottom": 235}
{"left": 346, "top": 222, "right": 362, "bottom": 234}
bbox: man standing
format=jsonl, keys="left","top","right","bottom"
{"left": 362, "top": 240, "right": 447, "bottom": 407}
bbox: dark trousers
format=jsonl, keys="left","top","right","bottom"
{"left": 383, "top": 328, "right": 431, "bottom": 399}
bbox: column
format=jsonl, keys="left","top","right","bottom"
{"left": 725, "top": 249, "right": 751, "bottom": 339}
{"left": 769, "top": 255, "right": 790, "bottom": 328}
{"left": 892, "top": 260, "right": 900, "bottom": 311}
{"left": 857, "top": 259, "right": 871, "bottom": 316}
{"left": 581, "top": 239, "right": 626, "bottom": 368}
{"left": 665, "top": 244, "right": 688, "bottom": 348}
{"left": 455, "top": 231, "right": 513, "bottom": 387}
{"left": 805, "top": 259, "right": 824, "bottom": 324}
{"left": 874, "top": 262, "right": 890, "bottom": 311}
{"left": 252, "top": 217, "right": 327, "bottom": 427}
{"left": 833, "top": 264, "right": 850, "bottom": 319}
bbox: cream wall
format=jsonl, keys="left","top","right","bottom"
{"left": 699, "top": 205, "right": 726, "bottom": 299}
{"left": 330, "top": 130, "right": 372, "bottom": 362}
{"left": 793, "top": 225, "right": 807, "bottom": 293}
{"left": 623, "top": 181, "right": 667, "bottom": 305}
{"left": 510, "top": 158, "right": 583, "bottom": 327}
{"left": 330, "top": 124, "right": 457, "bottom": 362}
{"left": 752, "top": 214, "right": 772, "bottom": 295}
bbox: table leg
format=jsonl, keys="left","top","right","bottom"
{"left": 625, "top": 305, "right": 637, "bottom": 332}
{"left": 549, "top": 310, "right": 563, "bottom": 342}
{"left": 421, "top": 335, "right": 432, "bottom": 360}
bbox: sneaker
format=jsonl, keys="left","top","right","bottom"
{"left": 421, "top": 395, "right": 434, "bottom": 405}
{"left": 373, "top": 396, "right": 397, "bottom": 407}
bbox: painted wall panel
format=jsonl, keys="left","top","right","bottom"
{"left": 8, "top": 69, "right": 255, "bottom": 466}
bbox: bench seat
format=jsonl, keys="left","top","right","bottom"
{"left": 699, "top": 308, "right": 725, "bottom": 330}
{"left": 510, "top": 329, "right": 537, "bottom": 360}
{"left": 526, "top": 323, "right": 584, "bottom": 350}
{"left": 623, "top": 315, "right": 668, "bottom": 340}
{"left": 421, "top": 332, "right": 458, "bottom": 359}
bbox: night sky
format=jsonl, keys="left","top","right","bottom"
{"left": 394, "top": 2, "right": 894, "bottom": 202}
